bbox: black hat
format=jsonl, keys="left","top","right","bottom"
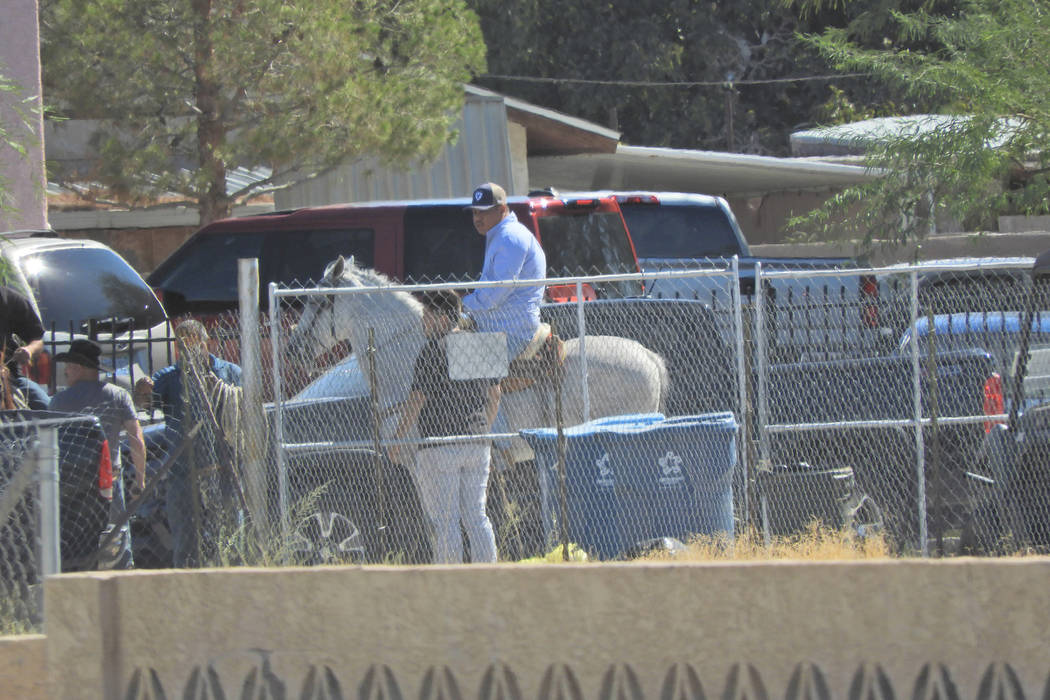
{"left": 54, "top": 339, "right": 104, "bottom": 371}
{"left": 465, "top": 182, "right": 507, "bottom": 210}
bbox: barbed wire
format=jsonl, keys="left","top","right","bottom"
{"left": 477, "top": 72, "right": 870, "bottom": 88}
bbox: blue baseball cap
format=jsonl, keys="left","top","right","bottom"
{"left": 466, "top": 182, "right": 507, "bottom": 210}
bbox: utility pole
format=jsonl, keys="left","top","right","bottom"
{"left": 724, "top": 75, "right": 736, "bottom": 152}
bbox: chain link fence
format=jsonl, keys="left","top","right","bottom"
{"left": 753, "top": 259, "right": 1050, "bottom": 555}
{"left": 265, "top": 260, "right": 748, "bottom": 564}
{"left": 0, "top": 412, "right": 115, "bottom": 633}
{"left": 118, "top": 256, "right": 1050, "bottom": 569}
{"left": 11, "top": 254, "right": 1050, "bottom": 620}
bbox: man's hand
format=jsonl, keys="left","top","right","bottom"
{"left": 12, "top": 346, "right": 31, "bottom": 366}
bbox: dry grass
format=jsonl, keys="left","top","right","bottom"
{"left": 646, "top": 523, "right": 893, "bottom": 562}
{"left": 512, "top": 522, "right": 893, "bottom": 564}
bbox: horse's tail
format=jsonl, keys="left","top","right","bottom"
{"left": 652, "top": 349, "right": 671, "bottom": 415}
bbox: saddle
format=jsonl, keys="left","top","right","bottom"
{"left": 501, "top": 323, "right": 566, "bottom": 394}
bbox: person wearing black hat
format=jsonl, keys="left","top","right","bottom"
{"left": 50, "top": 338, "right": 146, "bottom": 568}
{"left": 462, "top": 182, "right": 547, "bottom": 361}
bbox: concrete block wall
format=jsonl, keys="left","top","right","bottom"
{"left": 0, "top": 634, "right": 47, "bottom": 699}
{"left": 32, "top": 558, "right": 1050, "bottom": 699}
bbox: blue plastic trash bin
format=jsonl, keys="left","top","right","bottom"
{"left": 521, "top": 411, "right": 738, "bottom": 559}
{"left": 524, "top": 413, "right": 664, "bottom": 558}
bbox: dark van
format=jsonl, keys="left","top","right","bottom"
{"left": 148, "top": 193, "right": 641, "bottom": 316}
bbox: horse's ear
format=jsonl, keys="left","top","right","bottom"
{"left": 324, "top": 255, "right": 346, "bottom": 282}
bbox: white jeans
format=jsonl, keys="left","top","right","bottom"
{"left": 413, "top": 443, "right": 497, "bottom": 564}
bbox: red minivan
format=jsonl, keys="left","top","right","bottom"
{"left": 147, "top": 192, "right": 642, "bottom": 317}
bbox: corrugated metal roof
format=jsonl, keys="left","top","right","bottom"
{"left": 791, "top": 115, "right": 1020, "bottom": 156}
{"left": 224, "top": 166, "right": 273, "bottom": 196}
{"left": 49, "top": 165, "right": 274, "bottom": 201}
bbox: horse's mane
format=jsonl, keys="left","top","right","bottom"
{"left": 331, "top": 258, "right": 393, "bottom": 288}
{"left": 326, "top": 256, "right": 423, "bottom": 315}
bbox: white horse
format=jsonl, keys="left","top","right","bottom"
{"left": 287, "top": 256, "right": 669, "bottom": 464}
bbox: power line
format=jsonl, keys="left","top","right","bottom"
{"left": 478, "top": 73, "right": 869, "bottom": 87}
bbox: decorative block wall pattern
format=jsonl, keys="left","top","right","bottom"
{"left": 40, "top": 559, "right": 1050, "bottom": 699}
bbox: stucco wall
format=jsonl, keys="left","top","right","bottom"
{"left": 0, "top": 634, "right": 47, "bottom": 699}
{"left": 0, "top": 0, "right": 47, "bottom": 231}
{"left": 35, "top": 558, "right": 1050, "bottom": 699}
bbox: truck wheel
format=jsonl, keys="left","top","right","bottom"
{"left": 288, "top": 453, "right": 431, "bottom": 565}
{"left": 848, "top": 427, "right": 919, "bottom": 552}
{"left": 1007, "top": 445, "right": 1050, "bottom": 550}
{"left": 289, "top": 510, "right": 366, "bottom": 565}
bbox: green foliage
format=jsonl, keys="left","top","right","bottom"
{"left": 39, "top": 0, "right": 486, "bottom": 223}
{"left": 468, "top": 0, "right": 843, "bottom": 155}
{"left": 788, "top": 0, "right": 1050, "bottom": 246}
{"left": 0, "top": 583, "right": 37, "bottom": 635}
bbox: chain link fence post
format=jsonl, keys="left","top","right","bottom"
{"left": 908, "top": 269, "right": 929, "bottom": 556}
{"left": 238, "top": 258, "right": 268, "bottom": 537}
{"left": 754, "top": 262, "right": 773, "bottom": 547}
{"left": 730, "top": 256, "right": 748, "bottom": 532}
{"left": 269, "top": 281, "right": 290, "bottom": 551}
{"left": 36, "top": 426, "right": 60, "bottom": 579}
{"left": 574, "top": 282, "right": 589, "bottom": 423}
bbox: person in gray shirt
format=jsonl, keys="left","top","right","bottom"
{"left": 51, "top": 338, "right": 146, "bottom": 568}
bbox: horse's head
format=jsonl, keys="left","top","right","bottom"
{"left": 287, "top": 255, "right": 425, "bottom": 364}
{"left": 287, "top": 255, "right": 354, "bottom": 362}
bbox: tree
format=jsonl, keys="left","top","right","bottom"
{"left": 789, "top": 0, "right": 1049, "bottom": 246}
{"left": 467, "top": 0, "right": 868, "bottom": 155}
{"left": 40, "top": 0, "right": 486, "bottom": 225}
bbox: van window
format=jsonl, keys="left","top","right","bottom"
{"left": 151, "top": 228, "right": 374, "bottom": 309}
{"left": 538, "top": 211, "right": 636, "bottom": 276}
{"left": 151, "top": 232, "right": 263, "bottom": 304}
{"left": 269, "top": 229, "right": 374, "bottom": 286}
{"left": 20, "top": 247, "right": 167, "bottom": 329}
{"left": 403, "top": 206, "right": 485, "bottom": 282}
{"left": 538, "top": 210, "right": 638, "bottom": 297}
{"left": 620, "top": 204, "right": 741, "bottom": 258}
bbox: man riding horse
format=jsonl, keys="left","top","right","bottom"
{"left": 462, "top": 182, "right": 547, "bottom": 363}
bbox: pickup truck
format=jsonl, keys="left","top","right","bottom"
{"left": 964, "top": 254, "right": 1050, "bottom": 553}
{"left": 763, "top": 341, "right": 999, "bottom": 550}
{"left": 566, "top": 191, "right": 882, "bottom": 360}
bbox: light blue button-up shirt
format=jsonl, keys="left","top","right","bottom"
{"left": 462, "top": 212, "right": 546, "bottom": 350}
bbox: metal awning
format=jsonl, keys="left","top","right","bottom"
{"left": 528, "top": 145, "right": 878, "bottom": 197}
